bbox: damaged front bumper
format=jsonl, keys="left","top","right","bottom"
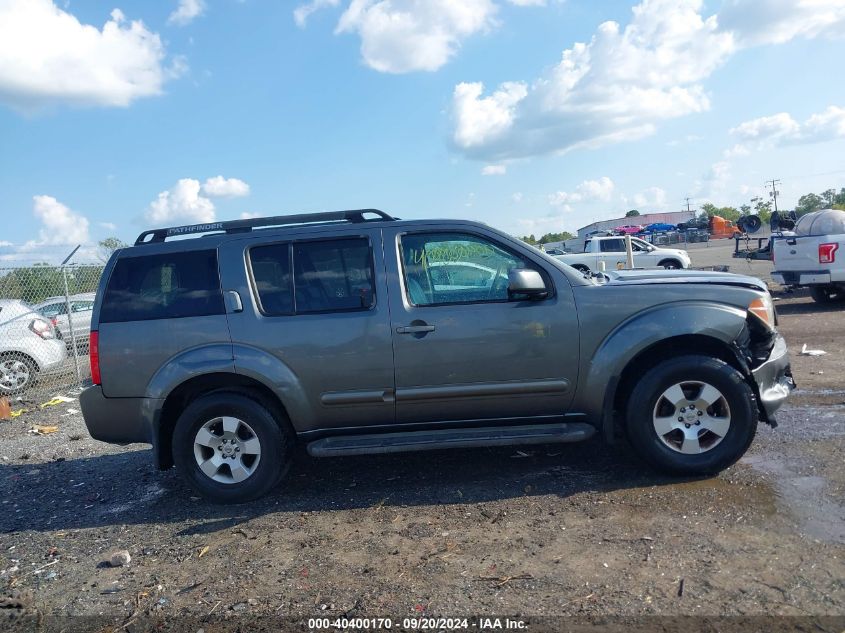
{"left": 750, "top": 332, "right": 795, "bottom": 426}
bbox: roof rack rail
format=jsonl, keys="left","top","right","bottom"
{"left": 134, "top": 209, "right": 396, "bottom": 245}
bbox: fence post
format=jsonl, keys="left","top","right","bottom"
{"left": 62, "top": 267, "right": 82, "bottom": 384}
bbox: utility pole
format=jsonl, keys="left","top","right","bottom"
{"left": 684, "top": 197, "right": 693, "bottom": 213}
{"left": 766, "top": 179, "right": 781, "bottom": 213}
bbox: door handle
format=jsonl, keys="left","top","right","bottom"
{"left": 224, "top": 290, "right": 243, "bottom": 313}
{"left": 396, "top": 325, "right": 435, "bottom": 334}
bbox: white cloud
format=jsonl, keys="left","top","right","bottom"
{"left": 32, "top": 195, "right": 91, "bottom": 245}
{"left": 729, "top": 106, "right": 845, "bottom": 152}
{"left": 0, "top": 241, "right": 13, "bottom": 247}
{"left": 452, "top": 81, "right": 527, "bottom": 149}
{"left": 240, "top": 212, "right": 261, "bottom": 219}
{"left": 452, "top": 0, "right": 734, "bottom": 160}
{"left": 168, "top": 0, "right": 206, "bottom": 26}
{"left": 335, "top": 0, "right": 498, "bottom": 73}
{"left": 481, "top": 164, "right": 507, "bottom": 176}
{"left": 632, "top": 186, "right": 668, "bottom": 209}
{"left": 0, "top": 0, "right": 176, "bottom": 112}
{"left": 549, "top": 177, "right": 615, "bottom": 207}
{"left": 146, "top": 179, "right": 216, "bottom": 225}
{"left": 507, "top": 0, "right": 546, "bottom": 5}
{"left": 511, "top": 192, "right": 523, "bottom": 203}
{"left": 719, "top": 0, "right": 845, "bottom": 46}
{"left": 202, "top": 176, "right": 251, "bottom": 198}
{"left": 294, "top": 0, "right": 341, "bottom": 27}
{"left": 145, "top": 176, "right": 252, "bottom": 225}
{"left": 99, "top": 222, "right": 118, "bottom": 231}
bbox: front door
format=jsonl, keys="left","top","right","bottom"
{"left": 383, "top": 226, "right": 580, "bottom": 425}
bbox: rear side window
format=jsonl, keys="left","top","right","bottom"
{"left": 600, "top": 239, "right": 626, "bottom": 252}
{"left": 100, "top": 250, "right": 224, "bottom": 323}
{"left": 250, "top": 238, "right": 375, "bottom": 315}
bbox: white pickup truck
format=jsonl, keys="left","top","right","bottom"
{"left": 772, "top": 209, "right": 845, "bottom": 304}
{"left": 555, "top": 236, "right": 692, "bottom": 272}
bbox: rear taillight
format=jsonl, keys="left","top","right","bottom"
{"left": 819, "top": 242, "right": 838, "bottom": 264}
{"left": 29, "top": 319, "right": 55, "bottom": 339}
{"left": 90, "top": 330, "right": 101, "bottom": 385}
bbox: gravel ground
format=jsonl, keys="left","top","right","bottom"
{"left": 0, "top": 238, "right": 843, "bottom": 629}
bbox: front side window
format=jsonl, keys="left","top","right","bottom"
{"left": 250, "top": 238, "right": 375, "bottom": 315}
{"left": 100, "top": 250, "right": 224, "bottom": 323}
{"left": 400, "top": 232, "right": 541, "bottom": 306}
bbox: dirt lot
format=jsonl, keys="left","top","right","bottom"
{"left": 0, "top": 238, "right": 843, "bottom": 628}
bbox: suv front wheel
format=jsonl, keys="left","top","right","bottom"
{"left": 625, "top": 355, "right": 757, "bottom": 475}
{"left": 172, "top": 392, "right": 292, "bottom": 503}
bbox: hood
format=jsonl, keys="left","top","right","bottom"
{"left": 605, "top": 268, "right": 767, "bottom": 291}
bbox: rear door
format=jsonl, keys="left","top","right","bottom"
{"left": 219, "top": 227, "right": 395, "bottom": 433}
{"left": 383, "top": 224, "right": 580, "bottom": 425}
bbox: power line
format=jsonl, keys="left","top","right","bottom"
{"left": 766, "top": 179, "right": 781, "bottom": 214}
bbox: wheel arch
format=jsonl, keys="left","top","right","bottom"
{"left": 657, "top": 258, "right": 682, "bottom": 268}
{"left": 155, "top": 372, "right": 292, "bottom": 470}
{"left": 612, "top": 334, "right": 747, "bottom": 423}
{"left": 577, "top": 302, "right": 750, "bottom": 442}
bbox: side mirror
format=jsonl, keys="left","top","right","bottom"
{"left": 508, "top": 269, "right": 548, "bottom": 300}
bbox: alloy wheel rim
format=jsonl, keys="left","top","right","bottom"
{"left": 0, "top": 359, "right": 30, "bottom": 391}
{"left": 193, "top": 416, "right": 261, "bottom": 484}
{"left": 652, "top": 380, "right": 731, "bottom": 454}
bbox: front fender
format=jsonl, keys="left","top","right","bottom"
{"left": 578, "top": 302, "right": 748, "bottom": 423}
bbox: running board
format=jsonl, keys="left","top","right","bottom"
{"left": 306, "top": 422, "right": 596, "bottom": 457}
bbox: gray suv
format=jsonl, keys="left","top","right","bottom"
{"left": 80, "top": 210, "right": 794, "bottom": 502}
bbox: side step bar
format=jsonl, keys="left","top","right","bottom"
{"left": 306, "top": 422, "right": 596, "bottom": 457}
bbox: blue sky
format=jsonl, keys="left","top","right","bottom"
{"left": 1, "top": 0, "right": 844, "bottom": 263}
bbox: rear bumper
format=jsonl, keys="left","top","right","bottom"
{"left": 80, "top": 385, "right": 156, "bottom": 445}
{"left": 751, "top": 333, "right": 794, "bottom": 423}
{"left": 772, "top": 270, "right": 832, "bottom": 286}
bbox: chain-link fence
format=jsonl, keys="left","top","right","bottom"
{"left": 0, "top": 264, "right": 104, "bottom": 402}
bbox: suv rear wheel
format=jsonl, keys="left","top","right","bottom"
{"left": 625, "top": 355, "right": 756, "bottom": 475}
{"left": 172, "top": 392, "right": 292, "bottom": 503}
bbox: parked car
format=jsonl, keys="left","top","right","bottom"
{"left": 80, "top": 210, "right": 793, "bottom": 502}
{"left": 555, "top": 235, "right": 691, "bottom": 272}
{"left": 772, "top": 209, "right": 845, "bottom": 304}
{"left": 614, "top": 224, "right": 645, "bottom": 235}
{"left": 33, "top": 293, "right": 96, "bottom": 349}
{"left": 643, "top": 223, "right": 676, "bottom": 233}
{"left": 0, "top": 299, "right": 67, "bottom": 395}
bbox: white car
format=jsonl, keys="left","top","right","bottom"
{"left": 555, "top": 235, "right": 692, "bottom": 272}
{"left": 33, "top": 292, "right": 96, "bottom": 349}
{"left": 0, "top": 299, "right": 67, "bottom": 395}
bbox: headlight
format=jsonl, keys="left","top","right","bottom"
{"left": 748, "top": 295, "right": 776, "bottom": 329}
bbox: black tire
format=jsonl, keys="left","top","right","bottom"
{"left": 172, "top": 392, "right": 292, "bottom": 503}
{"left": 809, "top": 285, "right": 844, "bottom": 304}
{"left": 625, "top": 355, "right": 757, "bottom": 476}
{"left": 658, "top": 259, "right": 682, "bottom": 269}
{"left": 0, "top": 353, "right": 38, "bottom": 396}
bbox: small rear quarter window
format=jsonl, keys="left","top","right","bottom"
{"left": 100, "top": 250, "right": 224, "bottom": 323}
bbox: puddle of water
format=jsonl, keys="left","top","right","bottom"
{"left": 743, "top": 454, "right": 845, "bottom": 544}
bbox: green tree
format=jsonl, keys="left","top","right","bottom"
{"left": 98, "top": 237, "right": 128, "bottom": 263}
{"left": 625, "top": 209, "right": 640, "bottom": 217}
{"left": 821, "top": 189, "right": 836, "bottom": 207}
{"left": 796, "top": 193, "right": 824, "bottom": 216}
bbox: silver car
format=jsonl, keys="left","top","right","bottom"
{"left": 33, "top": 293, "right": 96, "bottom": 349}
{"left": 0, "top": 299, "right": 67, "bottom": 395}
